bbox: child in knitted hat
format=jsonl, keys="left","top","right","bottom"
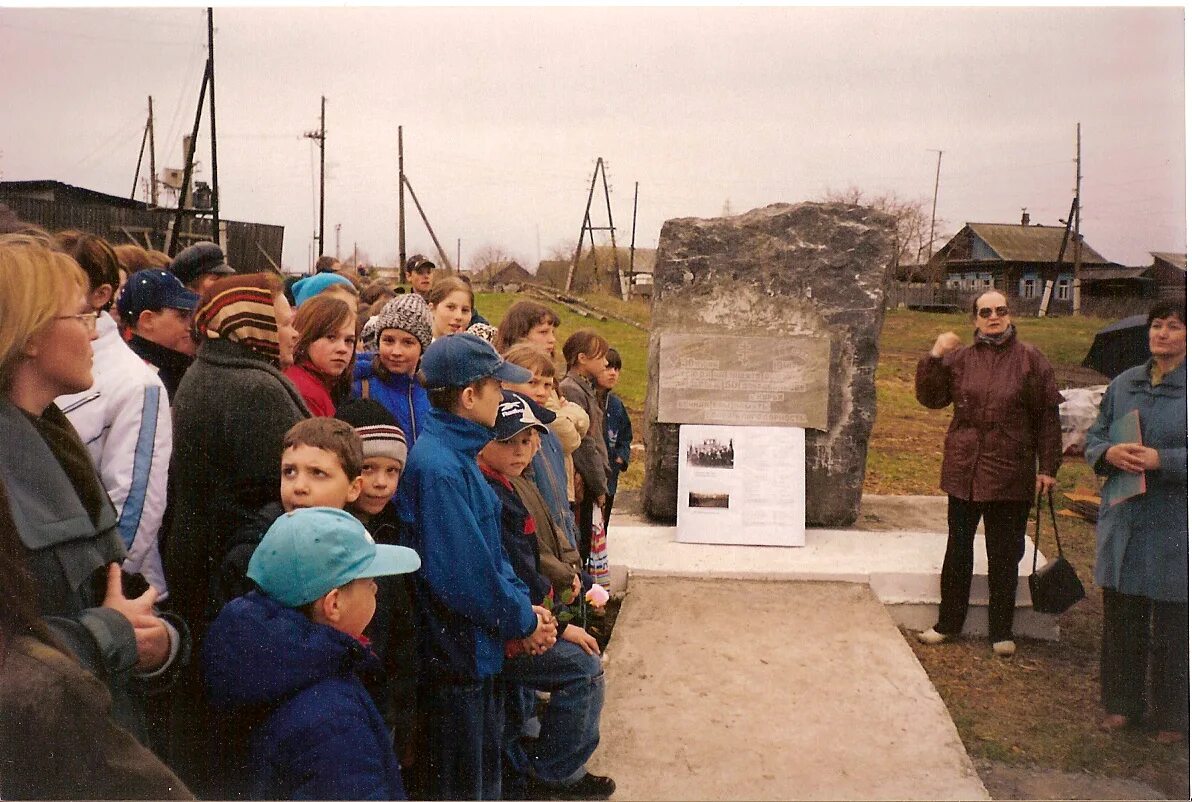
{"left": 351, "top": 294, "right": 432, "bottom": 444}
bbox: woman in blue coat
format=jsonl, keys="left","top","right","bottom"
{"left": 1085, "top": 300, "right": 1187, "bottom": 744}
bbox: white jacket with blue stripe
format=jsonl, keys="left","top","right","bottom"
{"left": 57, "top": 312, "right": 172, "bottom": 596}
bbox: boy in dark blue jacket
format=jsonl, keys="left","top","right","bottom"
{"left": 398, "top": 333, "right": 558, "bottom": 800}
{"left": 203, "top": 507, "right": 421, "bottom": 800}
{"left": 478, "top": 392, "right": 614, "bottom": 801}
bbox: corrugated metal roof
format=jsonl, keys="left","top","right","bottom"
{"left": 1150, "top": 251, "right": 1187, "bottom": 271}
{"left": 967, "top": 223, "right": 1110, "bottom": 264}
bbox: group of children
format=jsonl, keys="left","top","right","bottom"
{"left": 196, "top": 288, "right": 633, "bottom": 801}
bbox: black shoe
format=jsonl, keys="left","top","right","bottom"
{"left": 528, "top": 772, "right": 616, "bottom": 800}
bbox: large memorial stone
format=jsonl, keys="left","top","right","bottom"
{"left": 642, "top": 202, "right": 896, "bottom": 526}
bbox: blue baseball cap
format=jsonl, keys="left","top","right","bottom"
{"left": 420, "top": 333, "right": 532, "bottom": 389}
{"left": 292, "top": 273, "right": 357, "bottom": 307}
{"left": 247, "top": 507, "right": 421, "bottom": 608}
{"left": 117, "top": 269, "right": 200, "bottom": 323}
{"left": 492, "top": 390, "right": 556, "bottom": 441}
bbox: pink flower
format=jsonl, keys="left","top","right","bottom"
{"left": 585, "top": 584, "right": 610, "bottom": 608}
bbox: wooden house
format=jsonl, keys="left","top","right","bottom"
{"left": 927, "top": 216, "right": 1113, "bottom": 312}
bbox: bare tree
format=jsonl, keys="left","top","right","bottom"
{"left": 821, "top": 185, "right": 941, "bottom": 275}
{"left": 468, "top": 243, "right": 513, "bottom": 273}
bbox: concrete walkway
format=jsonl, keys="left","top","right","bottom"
{"left": 588, "top": 577, "right": 989, "bottom": 801}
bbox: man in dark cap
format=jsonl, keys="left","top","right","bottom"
{"left": 118, "top": 269, "right": 201, "bottom": 401}
{"left": 406, "top": 253, "right": 435, "bottom": 300}
{"left": 169, "top": 241, "right": 235, "bottom": 296}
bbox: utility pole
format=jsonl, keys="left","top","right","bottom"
{"left": 402, "top": 174, "right": 453, "bottom": 271}
{"left": 600, "top": 161, "right": 621, "bottom": 298}
{"left": 132, "top": 110, "right": 151, "bottom": 201}
{"left": 628, "top": 181, "right": 639, "bottom": 284}
{"left": 926, "top": 149, "right": 943, "bottom": 287}
{"left": 148, "top": 96, "right": 158, "bottom": 206}
{"left": 1072, "top": 122, "right": 1083, "bottom": 315}
{"left": 335, "top": 223, "right": 342, "bottom": 260}
{"left": 207, "top": 7, "right": 220, "bottom": 249}
{"left": 397, "top": 127, "right": 407, "bottom": 281}
{"left": 169, "top": 62, "right": 210, "bottom": 256}
{"left": 566, "top": 157, "right": 621, "bottom": 296}
{"left": 304, "top": 96, "right": 327, "bottom": 258}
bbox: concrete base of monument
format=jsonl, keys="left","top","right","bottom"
{"left": 606, "top": 494, "right": 1060, "bottom": 641}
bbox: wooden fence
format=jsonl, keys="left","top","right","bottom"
{"left": 0, "top": 195, "right": 284, "bottom": 273}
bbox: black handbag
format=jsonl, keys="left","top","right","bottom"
{"left": 1028, "top": 489, "right": 1086, "bottom": 614}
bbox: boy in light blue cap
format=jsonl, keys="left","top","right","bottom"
{"left": 203, "top": 507, "right": 420, "bottom": 800}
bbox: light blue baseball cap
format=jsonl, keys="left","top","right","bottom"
{"left": 247, "top": 507, "right": 421, "bottom": 607}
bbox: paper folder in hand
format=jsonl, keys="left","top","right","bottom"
{"left": 1105, "top": 408, "right": 1146, "bottom": 506}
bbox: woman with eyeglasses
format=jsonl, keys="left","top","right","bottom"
{"left": 913, "top": 290, "right": 1064, "bottom": 657}
{"left": 1085, "top": 301, "right": 1187, "bottom": 744}
{"left": 0, "top": 234, "right": 180, "bottom": 744}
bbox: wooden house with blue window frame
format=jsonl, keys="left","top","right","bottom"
{"left": 926, "top": 214, "right": 1114, "bottom": 312}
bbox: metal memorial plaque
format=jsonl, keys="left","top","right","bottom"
{"left": 657, "top": 332, "right": 830, "bottom": 430}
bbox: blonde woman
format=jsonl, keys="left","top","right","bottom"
{"left": 0, "top": 234, "right": 181, "bottom": 744}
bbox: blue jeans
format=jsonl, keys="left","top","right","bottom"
{"left": 419, "top": 677, "right": 504, "bottom": 800}
{"left": 501, "top": 636, "right": 604, "bottom": 789}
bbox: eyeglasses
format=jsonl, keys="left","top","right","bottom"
{"left": 977, "top": 306, "right": 1010, "bottom": 319}
{"left": 56, "top": 311, "right": 99, "bottom": 333}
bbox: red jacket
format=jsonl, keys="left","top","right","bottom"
{"left": 916, "top": 330, "right": 1063, "bottom": 502}
{"left": 284, "top": 362, "right": 335, "bottom": 417}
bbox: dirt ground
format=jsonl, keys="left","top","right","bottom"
{"left": 608, "top": 492, "right": 1190, "bottom": 800}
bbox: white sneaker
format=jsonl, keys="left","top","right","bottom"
{"left": 917, "top": 627, "right": 951, "bottom": 645}
{"left": 992, "top": 640, "right": 1016, "bottom": 657}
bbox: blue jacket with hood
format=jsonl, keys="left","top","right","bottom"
{"left": 203, "top": 591, "right": 406, "bottom": 800}
{"left": 398, "top": 407, "right": 539, "bottom": 683}
{"left": 351, "top": 353, "right": 430, "bottom": 444}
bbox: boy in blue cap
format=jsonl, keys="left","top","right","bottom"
{"left": 478, "top": 391, "right": 614, "bottom": 800}
{"left": 399, "top": 333, "right": 558, "bottom": 800}
{"left": 203, "top": 507, "right": 420, "bottom": 800}
{"left": 117, "top": 268, "right": 200, "bottom": 401}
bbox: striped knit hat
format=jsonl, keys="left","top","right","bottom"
{"left": 195, "top": 285, "right": 282, "bottom": 361}
{"left": 335, "top": 399, "right": 409, "bottom": 468}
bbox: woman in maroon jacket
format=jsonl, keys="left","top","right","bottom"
{"left": 914, "top": 290, "right": 1063, "bottom": 657}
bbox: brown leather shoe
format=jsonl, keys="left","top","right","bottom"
{"left": 1099, "top": 714, "right": 1129, "bottom": 732}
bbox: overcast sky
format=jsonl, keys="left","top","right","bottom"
{"left": 1, "top": 6, "right": 1184, "bottom": 272}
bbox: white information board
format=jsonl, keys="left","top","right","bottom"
{"left": 676, "top": 424, "right": 806, "bottom": 547}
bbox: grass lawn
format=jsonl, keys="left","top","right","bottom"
{"left": 474, "top": 291, "right": 1187, "bottom": 796}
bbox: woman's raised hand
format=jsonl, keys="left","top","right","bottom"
{"left": 931, "top": 331, "right": 963, "bottom": 358}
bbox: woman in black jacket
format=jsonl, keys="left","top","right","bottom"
{"left": 163, "top": 271, "right": 307, "bottom": 795}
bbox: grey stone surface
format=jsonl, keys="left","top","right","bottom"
{"left": 658, "top": 332, "right": 830, "bottom": 428}
{"left": 588, "top": 578, "right": 989, "bottom": 800}
{"left": 642, "top": 202, "right": 897, "bottom": 526}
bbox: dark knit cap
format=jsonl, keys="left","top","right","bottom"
{"left": 335, "top": 399, "right": 408, "bottom": 467}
